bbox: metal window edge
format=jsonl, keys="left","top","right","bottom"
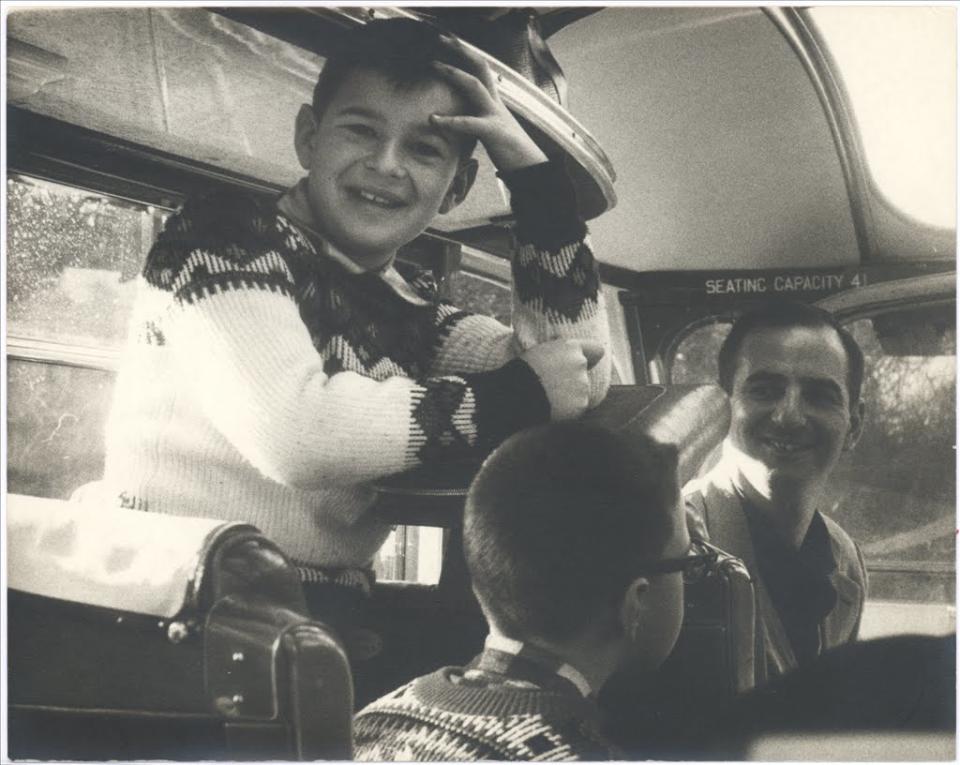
{"left": 7, "top": 336, "right": 121, "bottom": 372}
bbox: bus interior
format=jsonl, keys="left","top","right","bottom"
{"left": 5, "top": 4, "right": 956, "bottom": 761}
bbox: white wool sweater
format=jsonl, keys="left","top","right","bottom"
{"left": 100, "top": 161, "right": 610, "bottom": 569}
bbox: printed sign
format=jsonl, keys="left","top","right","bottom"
{"left": 613, "top": 264, "right": 955, "bottom": 307}
{"left": 703, "top": 271, "right": 866, "bottom": 296}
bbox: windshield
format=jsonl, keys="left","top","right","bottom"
{"left": 806, "top": 6, "right": 956, "bottom": 230}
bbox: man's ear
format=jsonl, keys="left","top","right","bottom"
{"left": 294, "top": 104, "right": 319, "bottom": 171}
{"left": 619, "top": 576, "right": 650, "bottom": 640}
{"left": 439, "top": 158, "right": 479, "bottom": 214}
{"left": 843, "top": 399, "right": 866, "bottom": 451}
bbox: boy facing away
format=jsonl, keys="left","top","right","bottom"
{"left": 353, "top": 422, "right": 695, "bottom": 761}
{"left": 96, "top": 20, "right": 611, "bottom": 620}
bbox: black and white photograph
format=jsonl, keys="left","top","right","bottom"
{"left": 3, "top": 2, "right": 956, "bottom": 761}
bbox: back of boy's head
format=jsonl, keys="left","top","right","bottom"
{"left": 464, "top": 422, "right": 680, "bottom": 644}
{"left": 313, "top": 18, "right": 479, "bottom": 156}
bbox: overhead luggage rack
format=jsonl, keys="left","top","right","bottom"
{"left": 213, "top": 5, "right": 617, "bottom": 226}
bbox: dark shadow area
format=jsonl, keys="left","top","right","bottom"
{"left": 604, "top": 633, "right": 955, "bottom": 760}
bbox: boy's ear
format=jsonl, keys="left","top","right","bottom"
{"left": 439, "top": 158, "right": 479, "bottom": 214}
{"left": 294, "top": 104, "right": 319, "bottom": 171}
{"left": 619, "top": 576, "right": 650, "bottom": 641}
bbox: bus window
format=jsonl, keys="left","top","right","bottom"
{"left": 670, "top": 320, "right": 730, "bottom": 385}
{"left": 7, "top": 174, "right": 163, "bottom": 350}
{"left": 445, "top": 270, "right": 512, "bottom": 326}
{"left": 667, "top": 307, "right": 957, "bottom": 614}
{"left": 8, "top": 8, "right": 320, "bottom": 190}
{"left": 7, "top": 175, "right": 163, "bottom": 500}
{"left": 806, "top": 6, "right": 956, "bottom": 231}
{"left": 827, "top": 313, "right": 956, "bottom": 606}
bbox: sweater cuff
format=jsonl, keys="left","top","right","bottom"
{"left": 498, "top": 161, "right": 587, "bottom": 250}
{"left": 464, "top": 358, "right": 550, "bottom": 453}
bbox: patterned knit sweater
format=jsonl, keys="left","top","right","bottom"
{"left": 353, "top": 665, "right": 617, "bottom": 761}
{"left": 98, "top": 161, "right": 610, "bottom": 569}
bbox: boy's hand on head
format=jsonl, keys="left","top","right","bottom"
{"left": 430, "top": 35, "right": 549, "bottom": 173}
{"left": 519, "top": 339, "right": 605, "bottom": 421}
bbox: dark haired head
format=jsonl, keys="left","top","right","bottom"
{"left": 312, "top": 18, "right": 477, "bottom": 157}
{"left": 717, "top": 300, "right": 864, "bottom": 406}
{"left": 464, "top": 422, "right": 680, "bottom": 643}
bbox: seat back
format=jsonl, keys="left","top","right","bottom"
{"left": 7, "top": 494, "right": 353, "bottom": 761}
{"left": 599, "top": 540, "right": 757, "bottom": 757}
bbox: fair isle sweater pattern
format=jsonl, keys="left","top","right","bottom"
{"left": 101, "top": 161, "right": 610, "bottom": 568}
{"left": 353, "top": 668, "right": 615, "bottom": 761}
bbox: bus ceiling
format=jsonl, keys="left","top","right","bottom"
{"left": 6, "top": 6, "right": 613, "bottom": 243}
{"left": 6, "top": 6, "right": 954, "bottom": 274}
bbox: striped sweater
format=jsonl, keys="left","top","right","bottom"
{"left": 353, "top": 665, "right": 617, "bottom": 761}
{"left": 99, "top": 160, "right": 610, "bottom": 569}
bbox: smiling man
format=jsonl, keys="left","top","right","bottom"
{"left": 685, "top": 300, "right": 868, "bottom": 681}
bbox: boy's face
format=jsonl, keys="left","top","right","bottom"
{"left": 295, "top": 67, "right": 474, "bottom": 269}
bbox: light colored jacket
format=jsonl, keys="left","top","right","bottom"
{"left": 685, "top": 466, "right": 867, "bottom": 683}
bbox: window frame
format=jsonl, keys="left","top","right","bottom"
{"left": 660, "top": 273, "right": 956, "bottom": 590}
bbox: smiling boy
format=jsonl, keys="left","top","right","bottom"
{"left": 685, "top": 300, "right": 868, "bottom": 681}
{"left": 293, "top": 67, "right": 471, "bottom": 268}
{"left": 98, "top": 20, "right": 610, "bottom": 632}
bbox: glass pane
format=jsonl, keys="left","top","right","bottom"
{"left": 825, "top": 315, "right": 956, "bottom": 601}
{"left": 670, "top": 321, "right": 730, "bottom": 384}
{"left": 7, "top": 174, "right": 163, "bottom": 349}
{"left": 7, "top": 359, "right": 114, "bottom": 499}
{"left": 807, "top": 6, "right": 956, "bottom": 229}
{"left": 372, "top": 526, "right": 445, "bottom": 586}
{"left": 444, "top": 270, "right": 512, "bottom": 326}
{"left": 8, "top": 7, "right": 321, "bottom": 187}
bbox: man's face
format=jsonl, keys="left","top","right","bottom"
{"left": 727, "top": 324, "right": 863, "bottom": 498}
{"left": 295, "top": 68, "right": 472, "bottom": 269}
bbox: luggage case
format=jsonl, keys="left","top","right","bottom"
{"left": 7, "top": 494, "right": 353, "bottom": 761}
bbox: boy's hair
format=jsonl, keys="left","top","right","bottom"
{"left": 312, "top": 18, "right": 478, "bottom": 157}
{"left": 464, "top": 422, "right": 680, "bottom": 643}
{"left": 717, "top": 299, "right": 865, "bottom": 406}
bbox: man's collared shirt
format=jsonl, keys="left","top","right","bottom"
{"left": 740, "top": 500, "right": 839, "bottom": 666}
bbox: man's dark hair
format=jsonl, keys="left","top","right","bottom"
{"left": 717, "top": 300, "right": 865, "bottom": 406}
{"left": 312, "top": 18, "right": 478, "bottom": 157}
{"left": 464, "top": 422, "right": 680, "bottom": 643}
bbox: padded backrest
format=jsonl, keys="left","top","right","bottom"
{"left": 7, "top": 494, "right": 352, "bottom": 760}
{"left": 372, "top": 383, "right": 731, "bottom": 526}
{"left": 599, "top": 540, "right": 757, "bottom": 757}
{"left": 8, "top": 493, "right": 253, "bottom": 617}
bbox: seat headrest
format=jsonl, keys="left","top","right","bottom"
{"left": 7, "top": 494, "right": 257, "bottom": 618}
